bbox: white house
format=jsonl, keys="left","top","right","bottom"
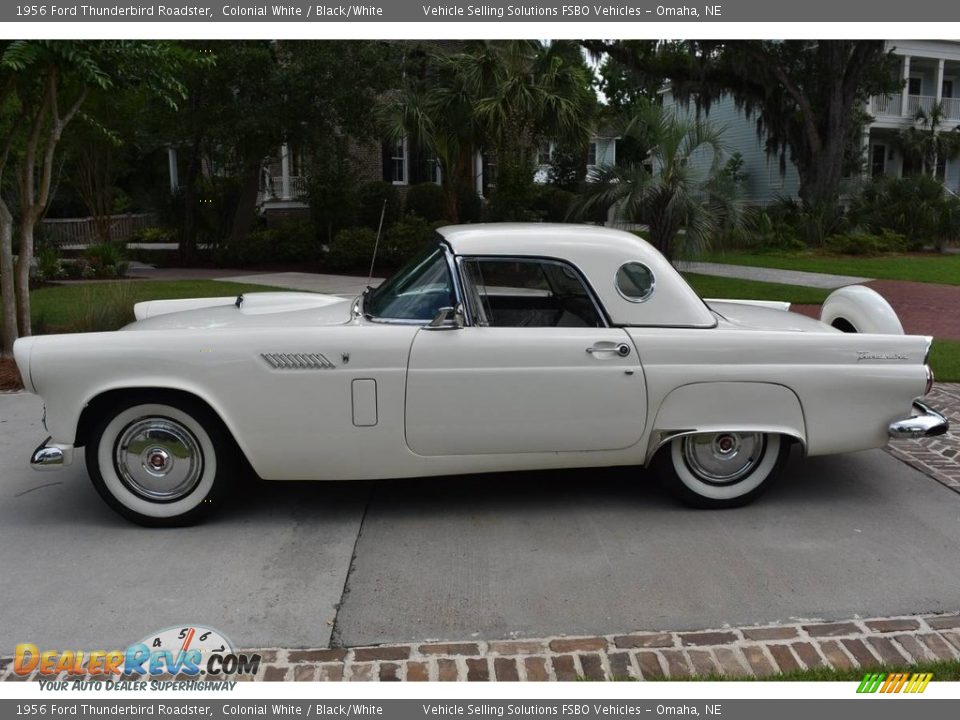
{"left": 662, "top": 40, "right": 960, "bottom": 204}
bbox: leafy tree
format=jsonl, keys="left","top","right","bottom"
{"left": 0, "top": 40, "right": 198, "bottom": 355}
{"left": 590, "top": 40, "right": 902, "bottom": 206}
{"left": 572, "top": 102, "right": 737, "bottom": 261}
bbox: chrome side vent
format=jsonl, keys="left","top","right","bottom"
{"left": 261, "top": 352, "right": 336, "bottom": 370}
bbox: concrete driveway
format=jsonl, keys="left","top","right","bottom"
{"left": 1, "top": 392, "right": 959, "bottom": 652}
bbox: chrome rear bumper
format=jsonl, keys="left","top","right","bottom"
{"left": 889, "top": 401, "right": 950, "bottom": 440}
{"left": 30, "top": 437, "right": 73, "bottom": 471}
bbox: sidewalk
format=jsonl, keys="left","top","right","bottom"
{"left": 677, "top": 261, "right": 870, "bottom": 289}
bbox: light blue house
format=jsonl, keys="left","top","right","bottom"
{"left": 662, "top": 40, "right": 960, "bottom": 204}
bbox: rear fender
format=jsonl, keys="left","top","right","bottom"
{"left": 645, "top": 382, "right": 806, "bottom": 464}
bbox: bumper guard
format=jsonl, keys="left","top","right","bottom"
{"left": 889, "top": 401, "right": 950, "bottom": 440}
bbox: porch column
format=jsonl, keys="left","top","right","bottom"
{"left": 861, "top": 127, "right": 871, "bottom": 179}
{"left": 474, "top": 149, "right": 484, "bottom": 197}
{"left": 280, "top": 143, "right": 291, "bottom": 200}
{"left": 167, "top": 147, "right": 179, "bottom": 194}
{"left": 936, "top": 58, "right": 946, "bottom": 104}
{"left": 901, "top": 55, "right": 912, "bottom": 117}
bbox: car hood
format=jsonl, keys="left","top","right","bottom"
{"left": 706, "top": 300, "right": 838, "bottom": 333}
{"left": 126, "top": 292, "right": 354, "bottom": 331}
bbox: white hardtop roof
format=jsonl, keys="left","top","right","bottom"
{"left": 436, "top": 223, "right": 716, "bottom": 328}
{"left": 438, "top": 223, "right": 652, "bottom": 257}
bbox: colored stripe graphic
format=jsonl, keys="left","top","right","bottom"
{"left": 858, "top": 672, "right": 932, "bottom": 694}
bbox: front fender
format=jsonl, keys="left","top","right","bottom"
{"left": 645, "top": 382, "right": 806, "bottom": 464}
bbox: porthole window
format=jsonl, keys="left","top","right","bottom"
{"left": 616, "top": 262, "right": 655, "bottom": 303}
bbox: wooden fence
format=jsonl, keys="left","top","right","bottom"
{"left": 40, "top": 213, "right": 157, "bottom": 246}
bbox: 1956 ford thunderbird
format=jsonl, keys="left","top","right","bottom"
{"left": 13, "top": 223, "right": 949, "bottom": 525}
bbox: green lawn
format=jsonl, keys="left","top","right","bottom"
{"left": 703, "top": 251, "right": 960, "bottom": 286}
{"left": 931, "top": 339, "right": 960, "bottom": 382}
{"left": 682, "top": 273, "right": 831, "bottom": 305}
{"left": 29, "top": 280, "right": 285, "bottom": 331}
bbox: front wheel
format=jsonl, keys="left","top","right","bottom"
{"left": 654, "top": 432, "right": 789, "bottom": 508}
{"left": 86, "top": 397, "right": 233, "bottom": 526}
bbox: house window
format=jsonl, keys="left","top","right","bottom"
{"left": 943, "top": 79, "right": 954, "bottom": 98}
{"left": 482, "top": 152, "right": 497, "bottom": 193}
{"left": 871, "top": 144, "right": 886, "bottom": 177}
{"left": 587, "top": 142, "right": 598, "bottom": 166}
{"left": 425, "top": 153, "right": 442, "bottom": 185}
{"left": 390, "top": 139, "right": 407, "bottom": 185}
{"left": 537, "top": 142, "right": 552, "bottom": 166}
{"left": 908, "top": 76, "right": 923, "bottom": 96}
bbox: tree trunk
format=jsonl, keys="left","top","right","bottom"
{"left": 229, "top": 162, "right": 262, "bottom": 246}
{"left": 178, "top": 140, "right": 202, "bottom": 265}
{"left": 14, "top": 219, "right": 34, "bottom": 338}
{"left": 0, "top": 200, "right": 17, "bottom": 357}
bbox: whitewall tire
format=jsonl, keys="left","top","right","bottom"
{"left": 655, "top": 431, "right": 788, "bottom": 508}
{"left": 86, "top": 397, "right": 233, "bottom": 526}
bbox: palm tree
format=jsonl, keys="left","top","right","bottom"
{"left": 385, "top": 41, "right": 596, "bottom": 222}
{"left": 896, "top": 102, "right": 960, "bottom": 179}
{"left": 573, "top": 102, "right": 737, "bottom": 262}
{"left": 451, "top": 40, "right": 596, "bottom": 220}
{"left": 381, "top": 53, "right": 479, "bottom": 223}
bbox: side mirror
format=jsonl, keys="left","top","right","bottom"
{"left": 426, "top": 304, "right": 465, "bottom": 331}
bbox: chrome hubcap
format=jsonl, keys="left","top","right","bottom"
{"left": 681, "top": 432, "right": 765, "bottom": 485}
{"left": 114, "top": 418, "right": 203, "bottom": 502}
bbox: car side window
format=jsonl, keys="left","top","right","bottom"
{"left": 461, "top": 258, "right": 604, "bottom": 328}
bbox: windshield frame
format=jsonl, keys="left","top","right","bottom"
{"left": 362, "top": 236, "right": 464, "bottom": 325}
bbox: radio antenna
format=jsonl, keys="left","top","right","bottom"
{"left": 367, "top": 198, "right": 388, "bottom": 287}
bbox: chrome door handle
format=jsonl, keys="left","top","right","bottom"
{"left": 586, "top": 343, "right": 631, "bottom": 357}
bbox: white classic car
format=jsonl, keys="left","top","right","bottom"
{"left": 14, "top": 223, "right": 948, "bottom": 526}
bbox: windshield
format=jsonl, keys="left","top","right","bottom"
{"left": 365, "top": 244, "right": 455, "bottom": 321}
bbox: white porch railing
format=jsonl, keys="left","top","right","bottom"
{"left": 40, "top": 213, "right": 157, "bottom": 246}
{"left": 260, "top": 175, "right": 307, "bottom": 203}
{"left": 906, "top": 94, "right": 937, "bottom": 116}
{"left": 943, "top": 97, "right": 960, "bottom": 121}
{"left": 870, "top": 94, "right": 902, "bottom": 116}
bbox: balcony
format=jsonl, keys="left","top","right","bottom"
{"left": 870, "top": 94, "right": 960, "bottom": 123}
{"left": 258, "top": 174, "right": 308, "bottom": 206}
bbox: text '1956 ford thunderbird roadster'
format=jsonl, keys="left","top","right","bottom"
{"left": 13, "top": 223, "right": 949, "bottom": 525}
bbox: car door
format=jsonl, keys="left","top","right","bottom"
{"left": 404, "top": 256, "right": 647, "bottom": 456}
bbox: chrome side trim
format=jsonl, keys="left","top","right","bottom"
{"left": 31, "top": 437, "right": 65, "bottom": 471}
{"left": 889, "top": 401, "right": 949, "bottom": 440}
{"left": 261, "top": 352, "right": 336, "bottom": 370}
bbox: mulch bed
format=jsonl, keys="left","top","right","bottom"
{"left": 0, "top": 357, "right": 24, "bottom": 392}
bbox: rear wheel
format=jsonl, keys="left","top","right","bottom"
{"left": 85, "top": 397, "right": 233, "bottom": 526}
{"left": 654, "top": 431, "right": 788, "bottom": 508}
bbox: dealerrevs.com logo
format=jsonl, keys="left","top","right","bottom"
{"left": 14, "top": 626, "right": 260, "bottom": 690}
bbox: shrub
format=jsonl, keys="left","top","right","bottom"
{"left": 385, "top": 214, "right": 434, "bottom": 264}
{"left": 823, "top": 229, "right": 907, "bottom": 256}
{"left": 68, "top": 283, "right": 137, "bottom": 333}
{"left": 272, "top": 220, "right": 321, "bottom": 263}
{"left": 130, "top": 226, "right": 176, "bottom": 244}
{"left": 217, "top": 230, "right": 274, "bottom": 267}
{"left": 218, "top": 221, "right": 320, "bottom": 267}
{"left": 851, "top": 176, "right": 960, "bottom": 251}
{"left": 357, "top": 182, "right": 401, "bottom": 230}
{"left": 84, "top": 243, "right": 128, "bottom": 278}
{"left": 405, "top": 183, "right": 447, "bottom": 222}
{"left": 34, "top": 246, "right": 64, "bottom": 282}
{"left": 326, "top": 227, "right": 378, "bottom": 272}
{"left": 531, "top": 185, "right": 577, "bottom": 223}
